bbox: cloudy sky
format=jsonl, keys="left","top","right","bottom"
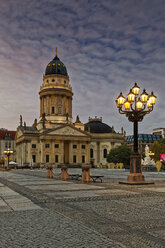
{"left": 0, "top": 0, "right": 165, "bottom": 135}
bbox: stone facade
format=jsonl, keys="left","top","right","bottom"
{"left": 16, "top": 124, "right": 90, "bottom": 167}
{"left": 0, "top": 130, "right": 16, "bottom": 162}
{"left": 15, "top": 50, "right": 125, "bottom": 167}
{"left": 87, "top": 132, "right": 125, "bottom": 166}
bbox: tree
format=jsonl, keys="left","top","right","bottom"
{"left": 107, "top": 145, "right": 133, "bottom": 166}
{"left": 159, "top": 138, "right": 165, "bottom": 145}
{"left": 151, "top": 139, "right": 165, "bottom": 162}
{"left": 150, "top": 141, "right": 161, "bottom": 161}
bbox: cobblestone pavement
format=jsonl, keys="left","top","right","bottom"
{"left": 0, "top": 169, "right": 165, "bottom": 248}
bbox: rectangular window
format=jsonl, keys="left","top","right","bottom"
{"left": 73, "top": 145, "right": 77, "bottom": 149}
{"left": 55, "top": 144, "right": 59, "bottom": 148}
{"left": 73, "top": 155, "right": 76, "bottom": 163}
{"left": 52, "top": 106, "right": 55, "bottom": 114}
{"left": 45, "top": 144, "right": 50, "bottom": 148}
{"left": 32, "top": 144, "right": 36, "bottom": 148}
{"left": 55, "top": 155, "right": 58, "bottom": 163}
{"left": 82, "top": 145, "right": 86, "bottom": 149}
{"left": 82, "top": 155, "right": 85, "bottom": 163}
{"left": 32, "top": 155, "right": 36, "bottom": 163}
{"left": 46, "top": 155, "right": 49, "bottom": 163}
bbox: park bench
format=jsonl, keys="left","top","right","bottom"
{"left": 69, "top": 174, "right": 82, "bottom": 180}
{"left": 90, "top": 175, "right": 104, "bottom": 183}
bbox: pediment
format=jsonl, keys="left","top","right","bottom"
{"left": 46, "top": 125, "right": 88, "bottom": 137}
{"left": 15, "top": 128, "right": 23, "bottom": 140}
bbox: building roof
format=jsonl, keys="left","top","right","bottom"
{"left": 84, "top": 117, "right": 113, "bottom": 133}
{"left": 0, "top": 130, "right": 16, "bottom": 140}
{"left": 19, "top": 126, "right": 38, "bottom": 132}
{"left": 45, "top": 55, "right": 68, "bottom": 77}
{"left": 126, "top": 133, "right": 162, "bottom": 143}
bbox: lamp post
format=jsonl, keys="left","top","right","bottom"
{"left": 4, "top": 148, "right": 13, "bottom": 170}
{"left": 116, "top": 82, "right": 157, "bottom": 183}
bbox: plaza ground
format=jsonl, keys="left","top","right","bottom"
{"left": 0, "top": 168, "right": 164, "bottom": 248}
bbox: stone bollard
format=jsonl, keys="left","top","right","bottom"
{"left": 46, "top": 165, "right": 53, "bottom": 179}
{"left": 82, "top": 165, "right": 90, "bottom": 183}
{"left": 61, "top": 166, "right": 68, "bottom": 180}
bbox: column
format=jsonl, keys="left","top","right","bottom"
{"left": 69, "top": 141, "right": 72, "bottom": 164}
{"left": 51, "top": 139, "right": 54, "bottom": 164}
{"left": 40, "top": 140, "right": 44, "bottom": 165}
{"left": 86, "top": 142, "right": 90, "bottom": 164}
{"left": 97, "top": 141, "right": 100, "bottom": 165}
{"left": 24, "top": 142, "right": 27, "bottom": 164}
{"left": 40, "top": 97, "right": 42, "bottom": 117}
{"left": 28, "top": 142, "right": 31, "bottom": 165}
{"left": 61, "top": 141, "right": 64, "bottom": 163}
{"left": 42, "top": 97, "right": 45, "bottom": 115}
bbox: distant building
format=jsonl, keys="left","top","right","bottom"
{"left": 152, "top": 128, "right": 165, "bottom": 138}
{"left": 126, "top": 133, "right": 162, "bottom": 158}
{"left": 16, "top": 50, "right": 125, "bottom": 167}
{"left": 0, "top": 130, "right": 16, "bottom": 161}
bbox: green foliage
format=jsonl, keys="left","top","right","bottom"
{"left": 151, "top": 141, "right": 161, "bottom": 161}
{"left": 107, "top": 145, "right": 133, "bottom": 166}
{"left": 158, "top": 138, "right": 165, "bottom": 145}
{"left": 151, "top": 139, "right": 165, "bottom": 161}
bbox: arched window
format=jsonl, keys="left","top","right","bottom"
{"left": 103, "top": 149, "right": 107, "bottom": 158}
{"left": 90, "top": 148, "right": 93, "bottom": 158}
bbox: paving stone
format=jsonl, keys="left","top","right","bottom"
{"left": 12, "top": 205, "right": 41, "bottom": 211}
{"left": 0, "top": 169, "right": 165, "bottom": 247}
{"left": 0, "top": 206, "right": 12, "bottom": 212}
{"left": 141, "top": 187, "right": 165, "bottom": 192}
{"left": 0, "top": 200, "right": 7, "bottom": 207}
{"left": 26, "top": 183, "right": 104, "bottom": 191}
{"left": 16, "top": 180, "right": 73, "bottom": 186}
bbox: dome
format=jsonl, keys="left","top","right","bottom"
{"left": 45, "top": 54, "right": 68, "bottom": 77}
{"left": 84, "top": 117, "right": 113, "bottom": 133}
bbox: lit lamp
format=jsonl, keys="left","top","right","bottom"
{"left": 147, "top": 99, "right": 152, "bottom": 108}
{"left": 132, "top": 82, "right": 140, "bottom": 95}
{"left": 136, "top": 98, "right": 143, "bottom": 110}
{"left": 124, "top": 99, "right": 131, "bottom": 110}
{"left": 117, "top": 92, "right": 125, "bottom": 106}
{"left": 140, "top": 89, "right": 148, "bottom": 102}
{"left": 115, "top": 83, "right": 157, "bottom": 184}
{"left": 4, "top": 148, "right": 13, "bottom": 170}
{"left": 148, "top": 92, "right": 157, "bottom": 104}
{"left": 127, "top": 89, "right": 135, "bottom": 102}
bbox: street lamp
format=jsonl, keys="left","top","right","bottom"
{"left": 4, "top": 148, "right": 13, "bottom": 170}
{"left": 116, "top": 82, "right": 157, "bottom": 183}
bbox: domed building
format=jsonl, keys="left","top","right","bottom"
{"left": 15, "top": 49, "right": 125, "bottom": 167}
{"left": 84, "top": 117, "right": 125, "bottom": 166}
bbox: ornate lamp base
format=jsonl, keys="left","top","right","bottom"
{"left": 128, "top": 154, "right": 145, "bottom": 183}
{"left": 119, "top": 154, "right": 154, "bottom": 185}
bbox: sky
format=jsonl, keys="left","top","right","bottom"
{"left": 0, "top": 0, "right": 165, "bottom": 135}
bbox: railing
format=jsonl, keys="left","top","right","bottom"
{"left": 40, "top": 83, "right": 72, "bottom": 91}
